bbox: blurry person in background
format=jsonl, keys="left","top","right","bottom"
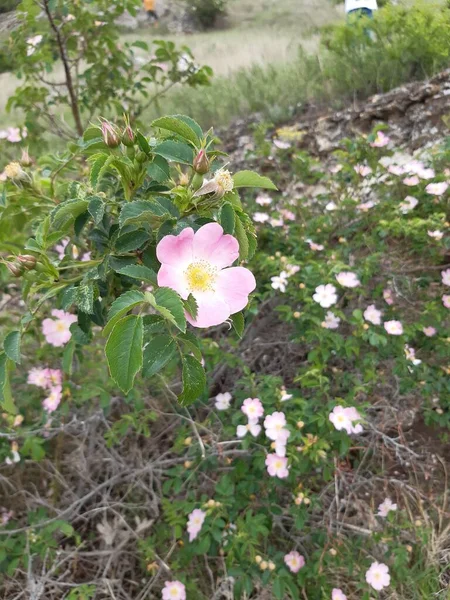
{"left": 345, "top": 0, "right": 378, "bottom": 18}
{"left": 143, "top": 0, "right": 159, "bottom": 24}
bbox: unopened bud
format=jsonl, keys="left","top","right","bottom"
{"left": 255, "top": 555, "right": 262, "bottom": 564}
{"left": 329, "top": 548, "right": 337, "bottom": 556}
{"left": 20, "top": 149, "right": 32, "bottom": 167}
{"left": 260, "top": 561, "right": 268, "bottom": 571}
{"left": 122, "top": 125, "right": 135, "bottom": 147}
{"left": 184, "top": 461, "right": 193, "bottom": 468}
{"left": 5, "top": 261, "right": 24, "bottom": 277}
{"left": 293, "top": 311, "right": 301, "bottom": 318}
{"left": 184, "top": 437, "right": 192, "bottom": 446}
{"left": 297, "top": 420, "right": 305, "bottom": 429}
{"left": 299, "top": 283, "right": 305, "bottom": 289}
{"left": 17, "top": 254, "right": 37, "bottom": 270}
{"left": 179, "top": 173, "right": 189, "bottom": 186}
{"left": 101, "top": 121, "right": 120, "bottom": 148}
{"left": 363, "top": 324, "right": 369, "bottom": 330}
{"left": 268, "top": 561, "right": 276, "bottom": 571}
{"left": 193, "top": 150, "right": 210, "bottom": 175}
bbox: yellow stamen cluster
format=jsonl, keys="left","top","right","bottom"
{"left": 185, "top": 261, "right": 217, "bottom": 293}
{"left": 214, "top": 169, "right": 234, "bottom": 193}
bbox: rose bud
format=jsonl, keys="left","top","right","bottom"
{"left": 17, "top": 254, "right": 37, "bottom": 270}
{"left": 5, "top": 261, "right": 24, "bottom": 277}
{"left": 101, "top": 121, "right": 120, "bottom": 148}
{"left": 122, "top": 125, "right": 135, "bottom": 147}
{"left": 193, "top": 150, "right": 210, "bottom": 175}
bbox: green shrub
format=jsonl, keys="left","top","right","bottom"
{"left": 0, "top": 0, "right": 19, "bottom": 14}
{"left": 180, "top": 0, "right": 228, "bottom": 29}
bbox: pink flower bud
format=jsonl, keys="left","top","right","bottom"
{"left": 193, "top": 150, "right": 210, "bottom": 175}
{"left": 20, "top": 149, "right": 32, "bottom": 167}
{"left": 17, "top": 254, "right": 37, "bottom": 269}
{"left": 122, "top": 125, "right": 135, "bottom": 147}
{"left": 101, "top": 121, "right": 120, "bottom": 148}
{"left": 5, "top": 261, "right": 24, "bottom": 277}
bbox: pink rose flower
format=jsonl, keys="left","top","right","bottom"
{"left": 443, "top": 295, "right": 450, "bottom": 309}
{"left": 162, "top": 581, "right": 186, "bottom": 600}
{"left": 441, "top": 269, "right": 450, "bottom": 286}
{"left": 156, "top": 223, "right": 256, "bottom": 328}
{"left": 377, "top": 498, "right": 397, "bottom": 517}
{"left": 27, "top": 368, "right": 50, "bottom": 389}
{"left": 403, "top": 176, "right": 420, "bottom": 186}
{"left": 42, "top": 310, "right": 77, "bottom": 347}
{"left": 329, "top": 406, "right": 362, "bottom": 435}
{"left": 255, "top": 194, "right": 272, "bottom": 206}
{"left": 187, "top": 508, "right": 206, "bottom": 542}
{"left": 335, "top": 271, "right": 360, "bottom": 288}
{"left": 426, "top": 182, "right": 448, "bottom": 196}
{"left": 322, "top": 311, "right": 340, "bottom": 330}
{"left": 236, "top": 422, "right": 261, "bottom": 438}
{"left": 364, "top": 304, "right": 382, "bottom": 325}
{"left": 365, "top": 562, "right": 390, "bottom": 591}
{"left": 265, "top": 454, "right": 289, "bottom": 478}
{"left": 215, "top": 392, "right": 232, "bottom": 410}
{"left": 384, "top": 320, "right": 403, "bottom": 335}
{"left": 253, "top": 212, "right": 270, "bottom": 223}
{"left": 383, "top": 288, "right": 394, "bottom": 305}
{"left": 284, "top": 550, "right": 305, "bottom": 573}
{"left": 313, "top": 284, "right": 338, "bottom": 308}
{"left": 370, "top": 131, "right": 390, "bottom": 148}
{"left": 42, "top": 386, "right": 62, "bottom": 413}
{"left": 241, "top": 398, "right": 264, "bottom": 420}
{"left": 332, "top": 590, "right": 347, "bottom": 600}
{"left": 354, "top": 164, "right": 372, "bottom": 177}
{"left": 264, "top": 412, "right": 287, "bottom": 441}
{"left": 399, "top": 196, "right": 418, "bottom": 214}
{"left": 423, "top": 326, "right": 436, "bottom": 337}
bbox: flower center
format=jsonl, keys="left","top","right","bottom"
{"left": 55, "top": 321, "right": 67, "bottom": 332}
{"left": 170, "top": 589, "right": 178, "bottom": 597}
{"left": 275, "top": 460, "right": 283, "bottom": 469}
{"left": 185, "top": 261, "right": 217, "bottom": 293}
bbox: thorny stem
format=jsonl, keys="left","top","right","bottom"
{"left": 42, "top": 0, "right": 83, "bottom": 137}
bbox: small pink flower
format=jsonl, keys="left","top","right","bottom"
{"left": 306, "top": 239, "right": 324, "bottom": 252}
{"left": 27, "top": 368, "right": 50, "bottom": 389}
{"left": 273, "top": 428, "right": 290, "bottom": 456}
{"left": 403, "top": 176, "right": 420, "bottom": 186}
{"left": 236, "top": 422, "right": 261, "bottom": 438}
{"left": 187, "top": 509, "right": 206, "bottom": 542}
{"left": 399, "top": 196, "right": 418, "bottom": 214}
{"left": 0, "top": 508, "right": 13, "bottom": 526}
{"left": 354, "top": 164, "right": 372, "bottom": 177}
{"left": 241, "top": 398, "right": 264, "bottom": 420}
{"left": 441, "top": 269, "right": 450, "bottom": 286}
{"left": 313, "top": 284, "right": 338, "bottom": 308}
{"left": 404, "top": 345, "right": 421, "bottom": 366}
{"left": 162, "top": 581, "right": 186, "bottom": 600}
{"left": 6, "top": 127, "right": 22, "bottom": 143}
{"left": 322, "top": 311, "right": 340, "bottom": 330}
{"left": 330, "top": 164, "right": 343, "bottom": 174}
{"left": 215, "top": 392, "right": 232, "bottom": 410}
{"left": 364, "top": 304, "right": 382, "bottom": 325}
{"left": 443, "top": 295, "right": 450, "bottom": 309}
{"left": 426, "top": 182, "right": 448, "bottom": 196}
{"left": 365, "top": 562, "right": 390, "bottom": 591}
{"left": 284, "top": 550, "right": 305, "bottom": 573}
{"left": 156, "top": 223, "right": 256, "bottom": 328}
{"left": 255, "top": 194, "right": 272, "bottom": 206}
{"left": 253, "top": 212, "right": 270, "bottom": 223}
{"left": 384, "top": 320, "right": 403, "bottom": 335}
{"left": 416, "top": 168, "right": 435, "bottom": 180}
{"left": 428, "top": 230, "right": 443, "bottom": 240}
{"left": 264, "top": 412, "right": 287, "bottom": 441}
{"left": 42, "top": 310, "right": 77, "bottom": 347}
{"left": 280, "top": 209, "right": 295, "bottom": 221}
{"left": 332, "top": 590, "right": 347, "bottom": 600}
{"left": 370, "top": 131, "right": 390, "bottom": 148}
{"left": 42, "top": 386, "right": 62, "bottom": 413}
{"left": 377, "top": 498, "right": 397, "bottom": 517}
{"left": 423, "top": 326, "right": 436, "bottom": 337}
{"left": 271, "top": 272, "right": 289, "bottom": 293}
{"left": 329, "top": 406, "right": 362, "bottom": 435}
{"left": 336, "top": 272, "right": 360, "bottom": 288}
{"left": 265, "top": 454, "right": 289, "bottom": 478}
{"left": 357, "top": 200, "right": 376, "bottom": 212}
{"left": 383, "top": 289, "right": 394, "bottom": 305}
{"left": 388, "top": 165, "right": 404, "bottom": 176}
{"left": 55, "top": 238, "right": 69, "bottom": 260}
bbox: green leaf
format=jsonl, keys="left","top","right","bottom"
{"left": 76, "top": 283, "right": 94, "bottom": 314}
{"left": 177, "top": 331, "right": 202, "bottom": 362}
{"left": 231, "top": 312, "right": 245, "bottom": 338}
{"left": 136, "top": 131, "right": 151, "bottom": 154}
{"left": 88, "top": 195, "right": 105, "bottom": 224}
{"left": 119, "top": 200, "right": 169, "bottom": 228}
{"left": 234, "top": 216, "right": 249, "bottom": 261}
{"left": 175, "top": 115, "right": 203, "bottom": 139}
{"left": 147, "top": 156, "right": 170, "bottom": 183}
{"left": 105, "top": 315, "right": 143, "bottom": 394}
{"left": 104, "top": 290, "right": 146, "bottom": 337}
{"left": 178, "top": 355, "right": 206, "bottom": 406}
{"left": 132, "top": 40, "right": 149, "bottom": 51}
{"left": 4, "top": 331, "right": 21, "bottom": 364}
{"left": 52, "top": 200, "right": 89, "bottom": 227}
{"left": 142, "top": 334, "right": 176, "bottom": 377}
{"left": 153, "top": 140, "right": 194, "bottom": 165}
{"left": 115, "top": 230, "right": 150, "bottom": 253}
{"left": 115, "top": 264, "right": 157, "bottom": 285}
{"left": 89, "top": 153, "right": 110, "bottom": 188}
{"left": 219, "top": 202, "right": 235, "bottom": 234}
{"left": 232, "top": 170, "right": 277, "bottom": 190}
{"left": 0, "top": 353, "right": 15, "bottom": 414}
{"left": 183, "top": 294, "right": 198, "bottom": 320}
{"left": 152, "top": 115, "right": 201, "bottom": 147}
{"left": 62, "top": 340, "right": 75, "bottom": 375}
{"left": 152, "top": 287, "right": 186, "bottom": 333}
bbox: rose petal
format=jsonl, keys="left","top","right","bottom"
{"left": 216, "top": 267, "right": 256, "bottom": 314}
{"left": 193, "top": 223, "right": 239, "bottom": 268}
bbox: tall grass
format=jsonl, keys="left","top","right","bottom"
{"left": 143, "top": 1, "right": 450, "bottom": 128}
